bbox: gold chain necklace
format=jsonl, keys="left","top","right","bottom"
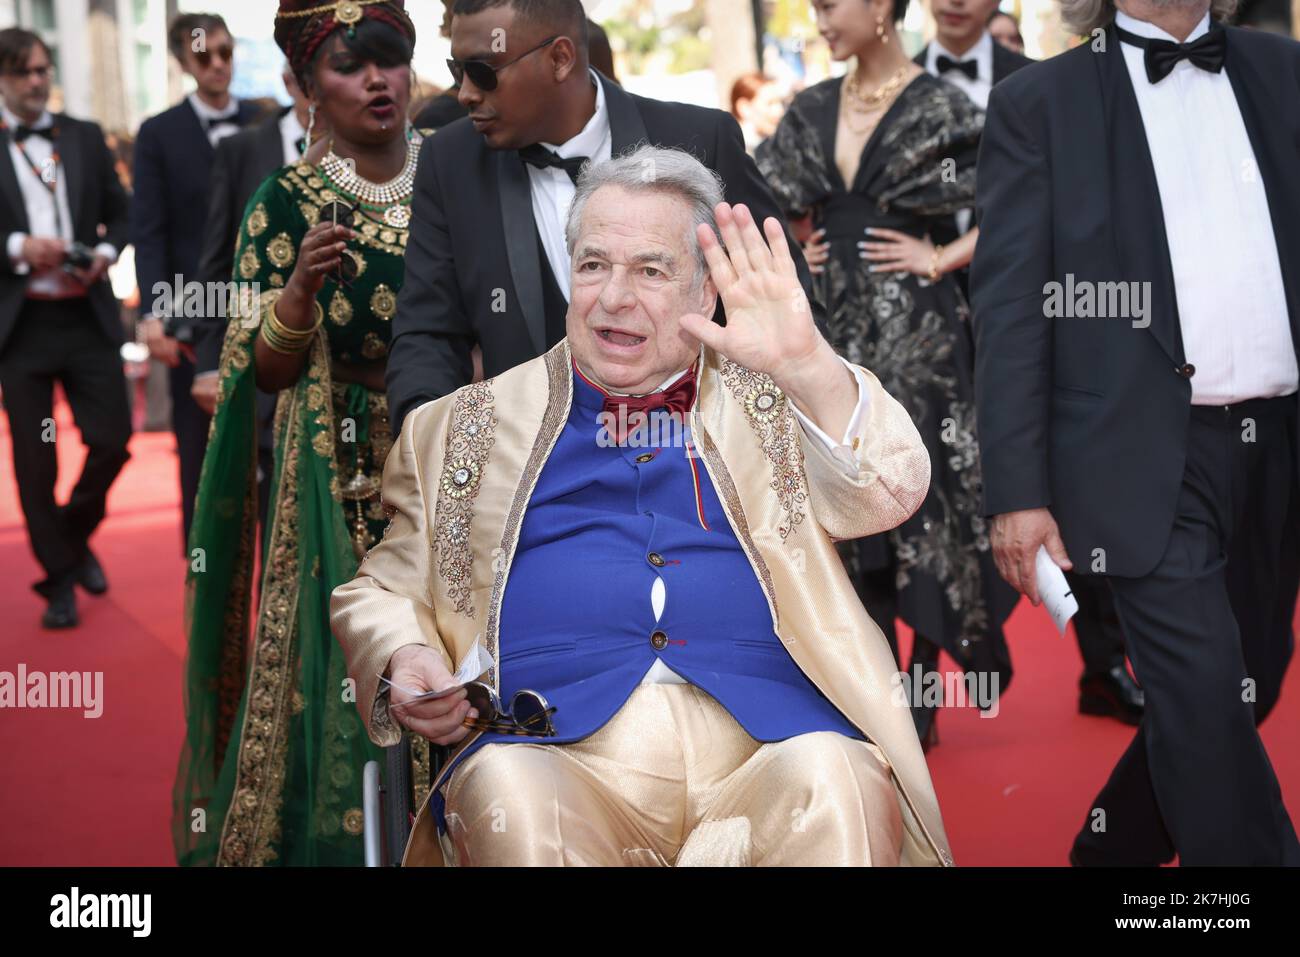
{"left": 841, "top": 65, "right": 909, "bottom": 134}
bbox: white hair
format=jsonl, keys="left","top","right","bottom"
{"left": 565, "top": 144, "right": 724, "bottom": 288}
{"left": 1057, "top": 0, "right": 1238, "bottom": 36}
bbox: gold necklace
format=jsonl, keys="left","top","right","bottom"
{"left": 841, "top": 65, "right": 910, "bottom": 133}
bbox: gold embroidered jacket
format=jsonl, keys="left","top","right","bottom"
{"left": 331, "top": 340, "right": 954, "bottom": 866}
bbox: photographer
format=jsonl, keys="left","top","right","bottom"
{"left": 0, "top": 27, "right": 131, "bottom": 629}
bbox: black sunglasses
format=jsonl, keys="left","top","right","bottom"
{"left": 194, "top": 43, "right": 234, "bottom": 68}
{"left": 446, "top": 35, "right": 559, "bottom": 92}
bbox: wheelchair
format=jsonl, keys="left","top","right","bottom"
{"left": 362, "top": 737, "right": 447, "bottom": 866}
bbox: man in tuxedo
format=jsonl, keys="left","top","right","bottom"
{"left": 0, "top": 28, "right": 130, "bottom": 628}
{"left": 914, "top": 0, "right": 1033, "bottom": 109}
{"left": 387, "top": 0, "right": 816, "bottom": 431}
{"left": 972, "top": 0, "right": 1300, "bottom": 865}
{"left": 132, "top": 12, "right": 262, "bottom": 547}
{"left": 190, "top": 64, "right": 318, "bottom": 532}
{"left": 918, "top": 0, "right": 1140, "bottom": 725}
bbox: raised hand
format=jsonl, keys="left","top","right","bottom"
{"left": 677, "top": 202, "right": 821, "bottom": 384}
{"left": 678, "top": 202, "right": 857, "bottom": 439}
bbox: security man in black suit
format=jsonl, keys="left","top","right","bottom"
{"left": 131, "top": 12, "right": 262, "bottom": 547}
{"left": 388, "top": 0, "right": 817, "bottom": 431}
{"left": 0, "top": 28, "right": 130, "bottom": 628}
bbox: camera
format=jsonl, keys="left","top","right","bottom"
{"left": 63, "top": 241, "right": 97, "bottom": 272}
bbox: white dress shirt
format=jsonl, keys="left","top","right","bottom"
{"left": 279, "top": 108, "right": 306, "bottom": 166}
{"left": 527, "top": 68, "right": 613, "bottom": 299}
{"left": 1116, "top": 10, "right": 1297, "bottom": 405}
{"left": 188, "top": 92, "right": 244, "bottom": 149}
{"left": 4, "top": 106, "right": 117, "bottom": 298}
{"left": 925, "top": 30, "right": 994, "bottom": 110}
{"left": 622, "top": 354, "right": 872, "bottom": 684}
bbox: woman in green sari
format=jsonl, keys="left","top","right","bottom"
{"left": 172, "top": 0, "right": 425, "bottom": 866}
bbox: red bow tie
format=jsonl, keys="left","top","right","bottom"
{"left": 600, "top": 369, "right": 697, "bottom": 444}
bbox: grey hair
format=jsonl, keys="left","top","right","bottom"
{"left": 565, "top": 144, "right": 724, "bottom": 289}
{"left": 1058, "top": 0, "right": 1238, "bottom": 36}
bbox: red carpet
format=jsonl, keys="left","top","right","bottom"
{"left": 1, "top": 396, "right": 1297, "bottom": 866}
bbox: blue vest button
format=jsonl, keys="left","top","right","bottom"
{"left": 648, "top": 552, "right": 666, "bottom": 567}
{"left": 650, "top": 630, "right": 669, "bottom": 650}
{"left": 635, "top": 452, "right": 655, "bottom": 463}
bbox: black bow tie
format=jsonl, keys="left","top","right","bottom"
{"left": 13, "top": 124, "right": 55, "bottom": 143}
{"left": 1114, "top": 23, "right": 1228, "bottom": 84}
{"left": 519, "top": 144, "right": 588, "bottom": 186}
{"left": 203, "top": 113, "right": 242, "bottom": 133}
{"left": 936, "top": 55, "right": 979, "bottom": 81}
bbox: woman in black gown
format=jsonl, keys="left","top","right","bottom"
{"left": 757, "top": 0, "right": 1017, "bottom": 747}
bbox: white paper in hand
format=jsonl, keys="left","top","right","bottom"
{"left": 380, "top": 636, "right": 498, "bottom": 703}
{"left": 1035, "top": 544, "right": 1079, "bottom": 636}
{"left": 452, "top": 636, "right": 496, "bottom": 685}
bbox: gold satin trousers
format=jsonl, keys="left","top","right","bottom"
{"left": 440, "top": 683, "right": 903, "bottom": 866}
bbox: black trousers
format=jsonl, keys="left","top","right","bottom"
{"left": 1073, "top": 395, "right": 1300, "bottom": 865}
{"left": 169, "top": 354, "right": 210, "bottom": 548}
{"left": 1067, "top": 572, "right": 1129, "bottom": 678}
{"left": 0, "top": 297, "right": 131, "bottom": 589}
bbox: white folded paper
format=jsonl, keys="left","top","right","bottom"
{"left": 379, "top": 636, "right": 497, "bottom": 702}
{"left": 1035, "top": 544, "right": 1079, "bottom": 636}
{"left": 452, "top": 637, "right": 496, "bottom": 684}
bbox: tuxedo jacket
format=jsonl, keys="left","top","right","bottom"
{"left": 386, "top": 70, "right": 818, "bottom": 432}
{"left": 193, "top": 112, "right": 288, "bottom": 375}
{"left": 333, "top": 339, "right": 952, "bottom": 866}
{"left": 913, "top": 39, "right": 1035, "bottom": 86}
{"left": 130, "top": 98, "right": 263, "bottom": 334}
{"left": 0, "top": 114, "right": 129, "bottom": 354}
{"left": 971, "top": 23, "right": 1300, "bottom": 578}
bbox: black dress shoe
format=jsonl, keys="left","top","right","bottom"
{"left": 41, "top": 583, "right": 79, "bottom": 629}
{"left": 1079, "top": 665, "right": 1145, "bottom": 726}
{"left": 77, "top": 549, "right": 108, "bottom": 595}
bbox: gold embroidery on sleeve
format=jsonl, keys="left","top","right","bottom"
{"left": 433, "top": 381, "right": 498, "bottom": 617}
{"left": 719, "top": 359, "right": 809, "bottom": 540}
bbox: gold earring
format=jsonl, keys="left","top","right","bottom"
{"left": 877, "top": 14, "right": 889, "bottom": 44}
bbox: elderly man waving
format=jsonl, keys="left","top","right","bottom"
{"left": 331, "top": 145, "right": 951, "bottom": 867}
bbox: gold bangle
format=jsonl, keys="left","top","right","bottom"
{"left": 928, "top": 244, "right": 944, "bottom": 283}
{"left": 267, "top": 296, "right": 324, "bottom": 340}
{"left": 260, "top": 299, "right": 323, "bottom": 355}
